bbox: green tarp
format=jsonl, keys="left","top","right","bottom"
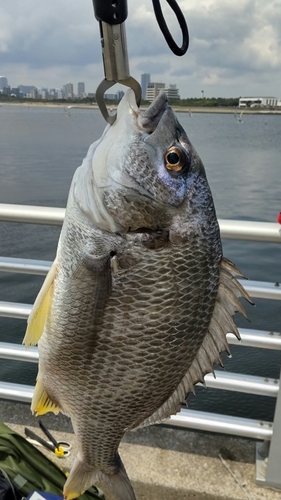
{"left": 0, "top": 422, "right": 104, "bottom": 500}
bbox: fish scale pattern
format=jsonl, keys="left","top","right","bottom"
{"left": 39, "top": 202, "right": 221, "bottom": 472}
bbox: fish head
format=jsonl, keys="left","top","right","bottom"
{"left": 76, "top": 89, "right": 217, "bottom": 237}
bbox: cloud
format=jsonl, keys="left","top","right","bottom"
{"left": 243, "top": 25, "right": 280, "bottom": 69}
{"left": 0, "top": 1, "right": 100, "bottom": 67}
{"left": 136, "top": 59, "right": 171, "bottom": 76}
{"left": 0, "top": 0, "right": 281, "bottom": 98}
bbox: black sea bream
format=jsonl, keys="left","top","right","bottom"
{"left": 23, "top": 90, "right": 251, "bottom": 500}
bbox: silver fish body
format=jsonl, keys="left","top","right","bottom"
{"left": 24, "top": 91, "right": 250, "bottom": 500}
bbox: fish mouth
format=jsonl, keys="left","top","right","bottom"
{"left": 137, "top": 92, "right": 168, "bottom": 134}
{"left": 128, "top": 227, "right": 160, "bottom": 234}
{"left": 127, "top": 227, "right": 170, "bottom": 249}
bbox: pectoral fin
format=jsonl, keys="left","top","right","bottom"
{"left": 23, "top": 259, "right": 57, "bottom": 347}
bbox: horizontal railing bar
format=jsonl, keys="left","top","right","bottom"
{"left": 0, "top": 381, "right": 273, "bottom": 440}
{"left": 204, "top": 371, "right": 279, "bottom": 397}
{"left": 0, "top": 204, "right": 280, "bottom": 243}
{"left": 0, "top": 204, "right": 65, "bottom": 225}
{"left": 220, "top": 219, "right": 281, "bottom": 243}
{"left": 244, "top": 280, "right": 281, "bottom": 300}
{"left": 1, "top": 258, "right": 281, "bottom": 302}
{"left": 0, "top": 302, "right": 31, "bottom": 319}
{"left": 166, "top": 408, "right": 273, "bottom": 440}
{"left": 0, "top": 343, "right": 38, "bottom": 362}
{"left": 0, "top": 282, "right": 280, "bottom": 322}
{"left": 1, "top": 303, "right": 281, "bottom": 351}
{"left": 0, "top": 381, "right": 34, "bottom": 403}
{"left": 0, "top": 257, "right": 51, "bottom": 275}
{"left": 0, "top": 342, "right": 278, "bottom": 397}
{"left": 227, "top": 328, "right": 281, "bottom": 349}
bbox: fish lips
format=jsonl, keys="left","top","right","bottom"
{"left": 138, "top": 92, "right": 169, "bottom": 133}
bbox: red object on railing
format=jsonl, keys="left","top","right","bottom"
{"left": 278, "top": 213, "right": 281, "bottom": 224}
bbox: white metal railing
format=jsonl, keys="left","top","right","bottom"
{"left": 1, "top": 203, "right": 281, "bottom": 241}
{"left": 1, "top": 203, "right": 281, "bottom": 491}
{"left": 0, "top": 341, "right": 278, "bottom": 396}
{"left": 0, "top": 204, "right": 65, "bottom": 225}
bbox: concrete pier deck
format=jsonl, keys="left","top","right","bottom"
{"left": 1, "top": 401, "right": 281, "bottom": 500}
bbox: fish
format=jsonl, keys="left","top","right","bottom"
{"left": 23, "top": 90, "right": 252, "bottom": 500}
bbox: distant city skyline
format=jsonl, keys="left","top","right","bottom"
{"left": 0, "top": 75, "right": 130, "bottom": 102}
{"left": 0, "top": 73, "right": 183, "bottom": 101}
{"left": 1, "top": 73, "right": 280, "bottom": 105}
{"left": 0, "top": 76, "right": 88, "bottom": 100}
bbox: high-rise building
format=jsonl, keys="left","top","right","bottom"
{"left": 41, "top": 90, "right": 49, "bottom": 100}
{"left": 31, "top": 89, "right": 38, "bottom": 99}
{"left": 117, "top": 90, "right": 124, "bottom": 100}
{"left": 104, "top": 93, "right": 117, "bottom": 100}
{"left": 146, "top": 82, "right": 165, "bottom": 102}
{"left": 162, "top": 84, "right": 180, "bottom": 100}
{"left": 18, "top": 85, "right": 36, "bottom": 96}
{"left": 49, "top": 88, "right": 57, "bottom": 99}
{"left": 2, "top": 86, "right": 11, "bottom": 96}
{"left": 65, "top": 82, "right": 74, "bottom": 99}
{"left": 77, "top": 82, "right": 85, "bottom": 98}
{"left": 57, "top": 89, "right": 64, "bottom": 99}
{"left": 141, "top": 73, "right": 150, "bottom": 100}
{"left": 0, "top": 76, "right": 8, "bottom": 91}
{"left": 11, "top": 88, "right": 20, "bottom": 98}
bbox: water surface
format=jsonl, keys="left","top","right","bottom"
{"left": 0, "top": 104, "right": 280, "bottom": 421}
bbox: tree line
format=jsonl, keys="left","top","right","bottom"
{"left": 0, "top": 93, "right": 239, "bottom": 107}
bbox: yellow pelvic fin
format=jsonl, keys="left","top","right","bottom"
{"left": 64, "top": 491, "right": 80, "bottom": 500}
{"left": 31, "top": 378, "right": 61, "bottom": 416}
{"left": 23, "top": 259, "right": 57, "bottom": 347}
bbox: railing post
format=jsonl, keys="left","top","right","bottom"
{"left": 256, "top": 368, "right": 281, "bottom": 490}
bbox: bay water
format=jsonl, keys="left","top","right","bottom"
{"left": 0, "top": 103, "right": 280, "bottom": 421}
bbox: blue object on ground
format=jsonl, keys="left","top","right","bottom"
{"left": 26, "top": 491, "right": 64, "bottom": 500}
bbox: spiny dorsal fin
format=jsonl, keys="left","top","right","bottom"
{"left": 220, "top": 268, "right": 253, "bottom": 304}
{"left": 23, "top": 259, "right": 57, "bottom": 347}
{"left": 221, "top": 257, "right": 246, "bottom": 278}
{"left": 217, "top": 282, "right": 248, "bottom": 318}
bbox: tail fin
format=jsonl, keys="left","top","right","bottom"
{"left": 63, "top": 453, "right": 136, "bottom": 500}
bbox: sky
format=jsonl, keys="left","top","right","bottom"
{"left": 0, "top": 0, "right": 281, "bottom": 99}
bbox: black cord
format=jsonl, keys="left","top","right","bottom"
{"left": 152, "top": 0, "right": 189, "bottom": 56}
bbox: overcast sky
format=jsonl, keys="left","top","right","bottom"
{"left": 0, "top": 0, "right": 280, "bottom": 98}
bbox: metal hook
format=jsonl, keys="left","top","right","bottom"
{"left": 92, "top": 2, "right": 142, "bottom": 124}
{"left": 96, "top": 76, "right": 141, "bottom": 125}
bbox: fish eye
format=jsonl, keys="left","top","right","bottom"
{"left": 164, "top": 146, "right": 186, "bottom": 173}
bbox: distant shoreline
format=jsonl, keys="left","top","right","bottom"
{"left": 1, "top": 101, "right": 281, "bottom": 115}
{"left": 173, "top": 107, "right": 281, "bottom": 115}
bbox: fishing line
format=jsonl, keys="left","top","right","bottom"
{"left": 152, "top": 0, "right": 189, "bottom": 56}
